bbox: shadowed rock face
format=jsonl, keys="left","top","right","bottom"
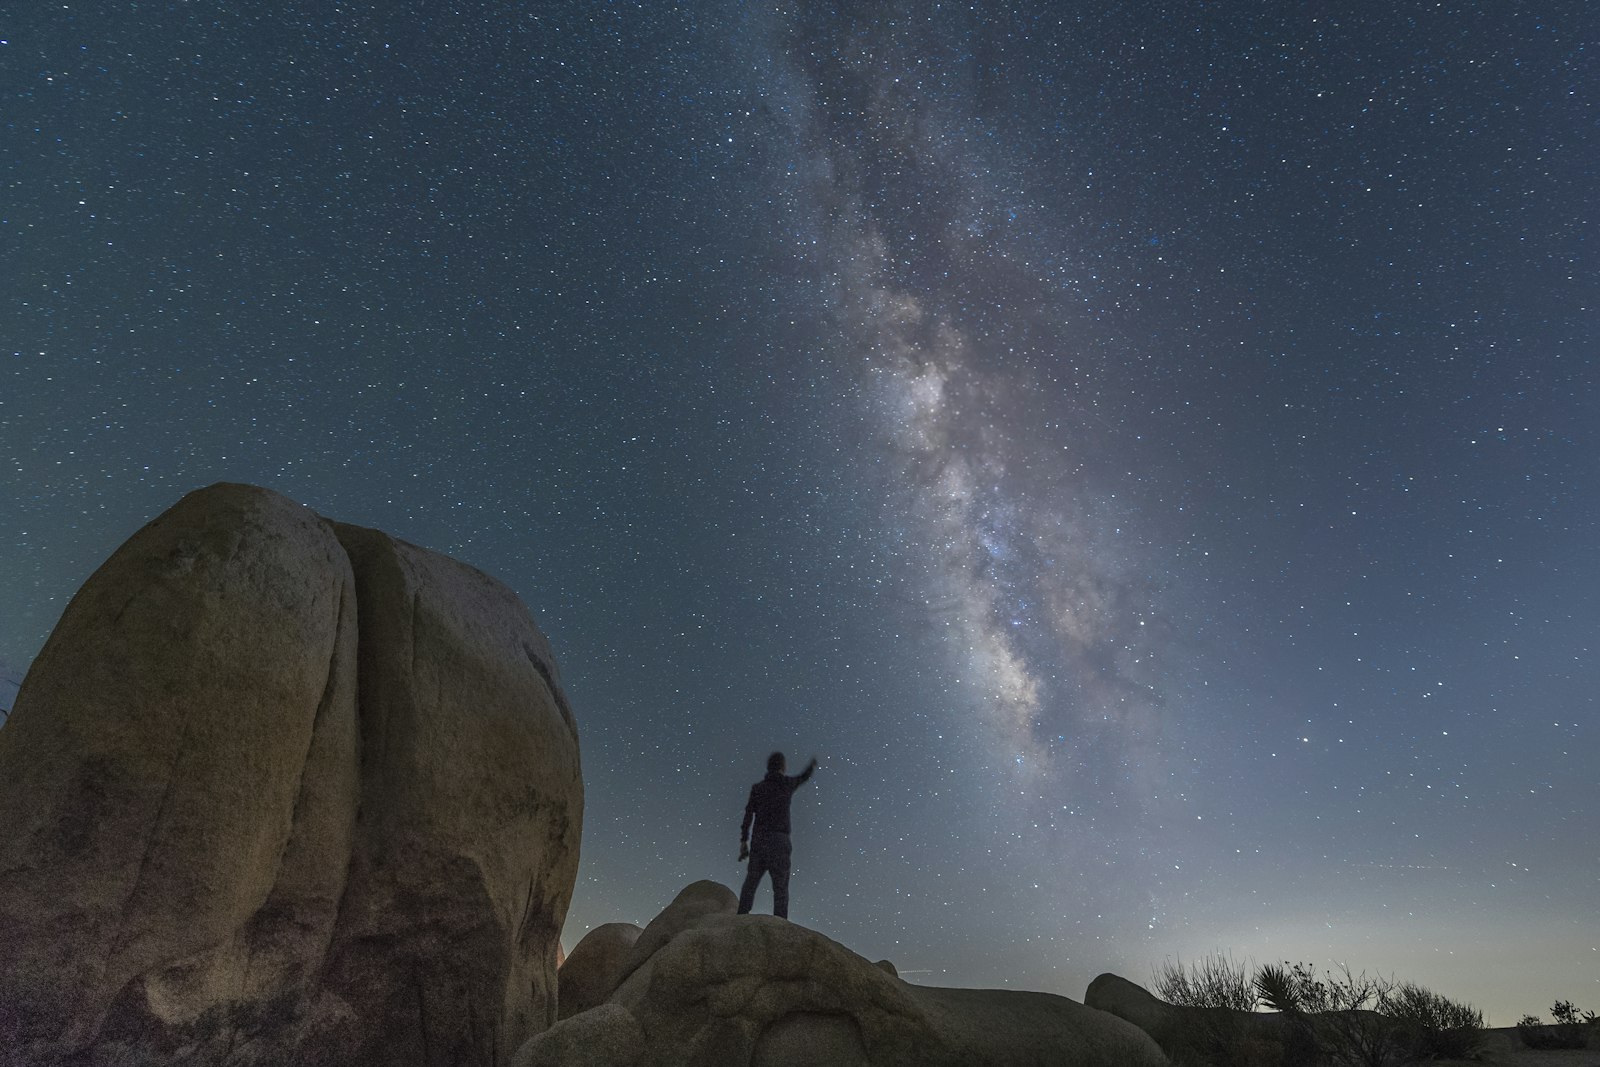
{"left": 1084, "top": 974, "right": 1176, "bottom": 1042}
{"left": 517, "top": 882, "right": 1171, "bottom": 1067}
{"left": 611, "top": 879, "right": 738, "bottom": 993}
{"left": 559, "top": 923, "right": 644, "bottom": 1020}
{"left": 0, "top": 483, "right": 582, "bottom": 1067}
{"left": 513, "top": 1003, "right": 648, "bottom": 1067}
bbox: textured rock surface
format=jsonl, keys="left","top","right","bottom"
{"left": 0, "top": 483, "right": 360, "bottom": 1064}
{"left": 0, "top": 483, "right": 582, "bottom": 1067}
{"left": 531, "top": 883, "right": 1168, "bottom": 1067}
{"left": 612, "top": 879, "right": 737, "bottom": 992}
{"left": 606, "top": 913, "right": 926, "bottom": 1064}
{"left": 512, "top": 1003, "right": 648, "bottom": 1067}
{"left": 560, "top": 922, "right": 643, "bottom": 1020}
{"left": 302, "top": 521, "right": 583, "bottom": 1067}
{"left": 751, "top": 1011, "right": 869, "bottom": 1067}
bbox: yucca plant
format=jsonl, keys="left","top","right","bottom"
{"left": 1254, "top": 962, "right": 1401, "bottom": 1067}
{"left": 1254, "top": 961, "right": 1326, "bottom": 1014}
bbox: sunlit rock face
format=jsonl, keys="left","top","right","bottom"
{"left": 0, "top": 483, "right": 582, "bottom": 1067}
{"left": 306, "top": 518, "right": 583, "bottom": 1067}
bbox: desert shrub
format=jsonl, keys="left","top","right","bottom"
{"left": 1384, "top": 981, "right": 1484, "bottom": 1060}
{"left": 1552, "top": 1000, "right": 1598, "bottom": 1047}
{"left": 1251, "top": 961, "right": 1488, "bottom": 1065}
{"left": 1154, "top": 955, "right": 1485, "bottom": 1066}
{"left": 1255, "top": 962, "right": 1402, "bottom": 1067}
{"left": 1152, "top": 954, "right": 1267, "bottom": 1067}
{"left": 1516, "top": 1000, "right": 1596, "bottom": 1049}
{"left": 1516, "top": 1015, "right": 1566, "bottom": 1050}
{"left": 1152, "top": 954, "right": 1283, "bottom": 1067}
{"left": 1154, "top": 952, "right": 1259, "bottom": 1011}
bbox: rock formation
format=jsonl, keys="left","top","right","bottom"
{"left": 0, "top": 483, "right": 582, "bottom": 1067}
{"left": 302, "top": 521, "right": 582, "bottom": 1067}
{"left": 1083, "top": 974, "right": 1177, "bottom": 1044}
{"left": 559, "top": 922, "right": 644, "bottom": 1020}
{"left": 0, "top": 481, "right": 1198, "bottom": 1067}
{"left": 1085, "top": 972, "right": 1293, "bottom": 1065}
{"left": 612, "top": 879, "right": 738, "bottom": 991}
{"left": 523, "top": 882, "right": 1170, "bottom": 1067}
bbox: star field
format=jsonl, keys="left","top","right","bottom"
{"left": 3, "top": 0, "right": 1596, "bottom": 1023}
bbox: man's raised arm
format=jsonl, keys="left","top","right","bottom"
{"left": 793, "top": 756, "right": 818, "bottom": 787}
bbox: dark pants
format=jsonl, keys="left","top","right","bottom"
{"left": 738, "top": 831, "right": 793, "bottom": 918}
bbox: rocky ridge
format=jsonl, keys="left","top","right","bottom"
{"left": 530, "top": 880, "right": 1171, "bottom": 1067}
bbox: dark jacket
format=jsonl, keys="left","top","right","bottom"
{"left": 741, "top": 760, "right": 816, "bottom": 840}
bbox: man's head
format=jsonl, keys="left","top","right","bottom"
{"left": 767, "top": 751, "right": 785, "bottom": 774}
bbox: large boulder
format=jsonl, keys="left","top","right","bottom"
{"left": 512, "top": 1003, "right": 648, "bottom": 1067}
{"left": 519, "top": 883, "right": 1169, "bottom": 1067}
{"left": 905, "top": 984, "right": 1170, "bottom": 1067}
{"left": 560, "top": 923, "right": 644, "bottom": 1020}
{"left": 1083, "top": 974, "right": 1175, "bottom": 1042}
{"left": 612, "top": 879, "right": 737, "bottom": 992}
{"left": 0, "top": 483, "right": 361, "bottom": 1065}
{"left": 301, "top": 521, "right": 582, "bottom": 1066}
{"left": 0, "top": 483, "right": 583, "bottom": 1067}
{"left": 605, "top": 912, "right": 929, "bottom": 1065}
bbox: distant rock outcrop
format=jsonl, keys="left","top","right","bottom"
{"left": 520, "top": 882, "right": 1170, "bottom": 1067}
{"left": 1085, "top": 972, "right": 1293, "bottom": 1065}
{"left": 1083, "top": 974, "right": 1176, "bottom": 1043}
{"left": 0, "top": 483, "right": 583, "bottom": 1067}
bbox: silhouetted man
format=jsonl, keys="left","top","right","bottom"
{"left": 737, "top": 751, "right": 817, "bottom": 918}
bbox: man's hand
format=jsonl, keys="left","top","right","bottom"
{"left": 738, "top": 842, "right": 749, "bottom": 862}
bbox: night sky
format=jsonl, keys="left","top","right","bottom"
{"left": 3, "top": 0, "right": 1596, "bottom": 1025}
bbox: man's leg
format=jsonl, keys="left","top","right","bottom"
{"left": 737, "top": 851, "right": 767, "bottom": 915}
{"left": 769, "top": 835, "right": 793, "bottom": 919}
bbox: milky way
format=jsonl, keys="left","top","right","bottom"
{"left": 771, "top": 7, "right": 1178, "bottom": 783}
